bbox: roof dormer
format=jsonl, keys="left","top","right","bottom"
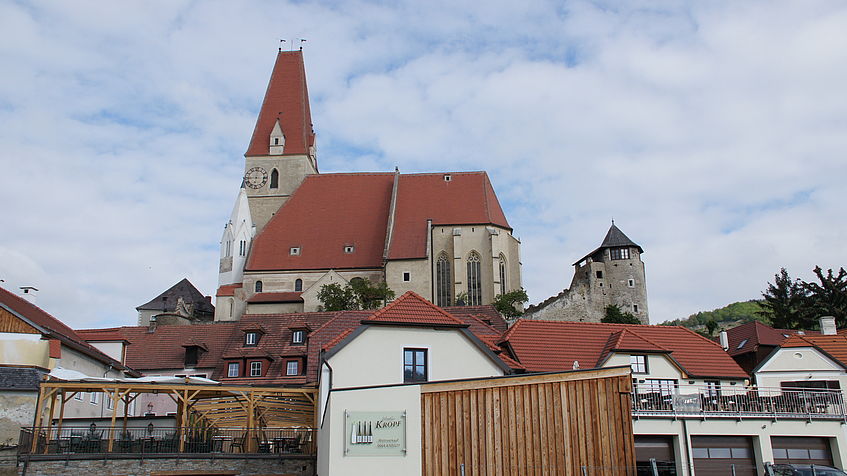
{"left": 269, "top": 119, "right": 285, "bottom": 155}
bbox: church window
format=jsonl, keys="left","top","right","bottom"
{"left": 443, "top": 174, "right": 451, "bottom": 182}
{"left": 239, "top": 240, "right": 246, "bottom": 257}
{"left": 498, "top": 255, "right": 507, "bottom": 295}
{"left": 436, "top": 253, "right": 451, "bottom": 307}
{"left": 227, "top": 362, "right": 239, "bottom": 377}
{"left": 403, "top": 272, "right": 410, "bottom": 282}
{"left": 596, "top": 271, "right": 603, "bottom": 279}
{"left": 610, "top": 248, "right": 630, "bottom": 260}
{"left": 270, "top": 169, "right": 279, "bottom": 189}
{"left": 628, "top": 278, "right": 635, "bottom": 287}
{"left": 229, "top": 298, "right": 234, "bottom": 317}
{"left": 290, "top": 247, "right": 300, "bottom": 256}
{"left": 467, "top": 251, "right": 482, "bottom": 306}
{"left": 294, "top": 279, "right": 303, "bottom": 292}
{"left": 255, "top": 281, "right": 263, "bottom": 293}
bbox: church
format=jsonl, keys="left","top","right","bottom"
{"left": 215, "top": 50, "right": 522, "bottom": 320}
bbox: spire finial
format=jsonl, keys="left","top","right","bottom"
{"left": 611, "top": 218, "right": 615, "bottom": 226}
{"left": 299, "top": 39, "right": 307, "bottom": 51}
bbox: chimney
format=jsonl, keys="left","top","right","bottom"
{"left": 719, "top": 330, "right": 729, "bottom": 351}
{"left": 19, "top": 286, "right": 39, "bottom": 303}
{"left": 819, "top": 316, "right": 837, "bottom": 336}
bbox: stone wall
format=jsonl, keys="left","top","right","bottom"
{"left": 0, "top": 392, "right": 36, "bottom": 446}
{"left": 18, "top": 455, "right": 315, "bottom": 476}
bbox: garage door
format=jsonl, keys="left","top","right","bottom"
{"left": 691, "top": 436, "right": 756, "bottom": 476}
{"left": 772, "top": 436, "right": 833, "bottom": 466}
{"left": 635, "top": 436, "right": 676, "bottom": 475}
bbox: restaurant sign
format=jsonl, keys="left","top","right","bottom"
{"left": 344, "top": 410, "right": 406, "bottom": 456}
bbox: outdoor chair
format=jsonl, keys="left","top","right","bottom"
{"left": 229, "top": 434, "right": 246, "bottom": 453}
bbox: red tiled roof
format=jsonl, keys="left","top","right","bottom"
{"left": 78, "top": 322, "right": 238, "bottom": 371}
{"left": 364, "top": 291, "right": 465, "bottom": 326}
{"left": 216, "top": 283, "right": 242, "bottom": 297}
{"left": 245, "top": 50, "right": 315, "bottom": 157}
{"left": 322, "top": 328, "right": 355, "bottom": 351}
{"left": 0, "top": 287, "right": 133, "bottom": 373}
{"left": 247, "top": 173, "right": 394, "bottom": 271}
{"left": 781, "top": 334, "right": 847, "bottom": 367}
{"left": 725, "top": 321, "right": 815, "bottom": 356}
{"left": 246, "top": 292, "right": 303, "bottom": 303}
{"left": 247, "top": 172, "right": 513, "bottom": 270}
{"left": 445, "top": 305, "right": 509, "bottom": 333}
{"left": 386, "top": 172, "right": 510, "bottom": 259}
{"left": 502, "top": 320, "right": 748, "bottom": 379}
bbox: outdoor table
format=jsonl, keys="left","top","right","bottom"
{"left": 211, "top": 435, "right": 232, "bottom": 453}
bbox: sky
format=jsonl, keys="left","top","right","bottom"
{"left": 1, "top": 0, "right": 846, "bottom": 329}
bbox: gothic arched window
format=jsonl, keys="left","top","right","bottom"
{"left": 436, "top": 253, "right": 451, "bottom": 307}
{"left": 295, "top": 279, "right": 303, "bottom": 292}
{"left": 499, "top": 254, "right": 507, "bottom": 296}
{"left": 255, "top": 281, "right": 263, "bottom": 293}
{"left": 467, "top": 251, "right": 482, "bottom": 306}
{"left": 270, "top": 169, "right": 279, "bottom": 189}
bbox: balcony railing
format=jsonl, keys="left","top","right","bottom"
{"left": 631, "top": 384, "right": 847, "bottom": 420}
{"left": 18, "top": 426, "right": 316, "bottom": 457}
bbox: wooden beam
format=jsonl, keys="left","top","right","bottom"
{"left": 420, "top": 367, "right": 631, "bottom": 393}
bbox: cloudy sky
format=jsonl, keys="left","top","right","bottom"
{"left": 1, "top": 0, "right": 845, "bottom": 328}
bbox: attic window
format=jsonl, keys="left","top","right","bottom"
{"left": 610, "top": 248, "right": 630, "bottom": 260}
{"left": 292, "top": 330, "right": 305, "bottom": 344}
{"left": 290, "top": 247, "right": 301, "bottom": 256}
{"left": 344, "top": 245, "right": 355, "bottom": 254}
{"left": 245, "top": 332, "right": 259, "bottom": 346}
{"left": 286, "top": 360, "right": 300, "bottom": 376}
{"left": 274, "top": 138, "right": 279, "bottom": 145}
{"left": 443, "top": 174, "right": 452, "bottom": 182}
{"left": 184, "top": 347, "right": 199, "bottom": 368}
{"left": 736, "top": 338, "right": 748, "bottom": 350}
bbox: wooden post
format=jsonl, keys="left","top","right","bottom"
{"left": 56, "top": 390, "right": 66, "bottom": 438}
{"left": 42, "top": 390, "right": 57, "bottom": 453}
{"left": 30, "top": 385, "right": 46, "bottom": 453}
{"left": 179, "top": 390, "right": 188, "bottom": 452}
{"left": 107, "top": 388, "right": 121, "bottom": 452}
{"left": 247, "top": 392, "right": 256, "bottom": 452}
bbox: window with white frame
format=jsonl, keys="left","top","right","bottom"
{"left": 75, "top": 392, "right": 83, "bottom": 401}
{"left": 643, "top": 379, "right": 677, "bottom": 396}
{"left": 291, "top": 330, "right": 305, "bottom": 344}
{"left": 227, "top": 362, "right": 239, "bottom": 377}
{"left": 245, "top": 332, "right": 258, "bottom": 346}
{"left": 630, "top": 355, "right": 648, "bottom": 374}
{"left": 610, "top": 248, "right": 630, "bottom": 260}
{"left": 107, "top": 395, "right": 114, "bottom": 410}
{"left": 286, "top": 360, "right": 299, "bottom": 376}
{"left": 403, "top": 271, "right": 410, "bottom": 282}
{"left": 90, "top": 392, "right": 99, "bottom": 405}
{"left": 250, "top": 361, "right": 262, "bottom": 377}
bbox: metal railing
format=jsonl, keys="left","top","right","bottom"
{"left": 17, "top": 426, "right": 316, "bottom": 457}
{"left": 631, "top": 384, "right": 846, "bottom": 420}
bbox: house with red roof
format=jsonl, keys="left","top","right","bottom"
{"left": 0, "top": 286, "right": 138, "bottom": 442}
{"left": 499, "top": 318, "right": 847, "bottom": 475}
{"left": 214, "top": 50, "right": 521, "bottom": 320}
{"left": 725, "top": 320, "right": 817, "bottom": 375}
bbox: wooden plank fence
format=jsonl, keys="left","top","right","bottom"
{"left": 421, "top": 368, "right": 636, "bottom": 476}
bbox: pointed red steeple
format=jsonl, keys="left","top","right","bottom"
{"left": 245, "top": 50, "right": 315, "bottom": 157}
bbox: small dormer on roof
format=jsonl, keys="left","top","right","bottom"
{"left": 269, "top": 118, "right": 285, "bottom": 155}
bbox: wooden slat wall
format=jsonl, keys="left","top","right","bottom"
{"left": 421, "top": 374, "right": 636, "bottom": 476}
{"left": 0, "top": 308, "right": 39, "bottom": 334}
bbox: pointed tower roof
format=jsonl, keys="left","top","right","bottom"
{"left": 574, "top": 222, "right": 644, "bottom": 265}
{"left": 136, "top": 278, "right": 214, "bottom": 315}
{"left": 245, "top": 50, "right": 315, "bottom": 158}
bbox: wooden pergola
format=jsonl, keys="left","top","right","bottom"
{"left": 32, "top": 380, "right": 317, "bottom": 453}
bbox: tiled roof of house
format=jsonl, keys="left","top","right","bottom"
{"left": 136, "top": 278, "right": 214, "bottom": 315}
{"left": 364, "top": 291, "right": 466, "bottom": 326}
{"left": 444, "top": 305, "right": 509, "bottom": 333}
{"left": 502, "top": 320, "right": 748, "bottom": 379}
{"left": 386, "top": 172, "right": 510, "bottom": 259}
{"left": 781, "top": 334, "right": 847, "bottom": 368}
{"left": 77, "top": 322, "right": 238, "bottom": 371}
{"left": 725, "top": 321, "right": 815, "bottom": 356}
{"left": 0, "top": 287, "right": 135, "bottom": 374}
{"left": 246, "top": 292, "right": 303, "bottom": 303}
{"left": 245, "top": 50, "right": 315, "bottom": 158}
{"left": 216, "top": 283, "right": 242, "bottom": 297}
{"left": 246, "top": 172, "right": 511, "bottom": 271}
{"left": 0, "top": 367, "right": 46, "bottom": 390}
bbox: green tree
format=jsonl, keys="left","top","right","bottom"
{"left": 800, "top": 266, "right": 847, "bottom": 328}
{"left": 704, "top": 319, "right": 718, "bottom": 337}
{"left": 492, "top": 288, "right": 529, "bottom": 318}
{"left": 349, "top": 278, "right": 396, "bottom": 310}
{"left": 601, "top": 304, "right": 640, "bottom": 324}
{"left": 316, "top": 283, "right": 359, "bottom": 311}
{"left": 758, "top": 268, "right": 808, "bottom": 329}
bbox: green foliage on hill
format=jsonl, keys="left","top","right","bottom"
{"left": 660, "top": 300, "right": 768, "bottom": 329}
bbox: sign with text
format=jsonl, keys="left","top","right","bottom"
{"left": 344, "top": 411, "right": 406, "bottom": 456}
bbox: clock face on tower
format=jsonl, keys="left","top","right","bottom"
{"left": 244, "top": 167, "right": 268, "bottom": 189}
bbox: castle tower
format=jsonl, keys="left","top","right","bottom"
{"left": 242, "top": 50, "right": 318, "bottom": 232}
{"left": 523, "top": 222, "right": 649, "bottom": 324}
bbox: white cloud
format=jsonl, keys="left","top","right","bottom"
{"left": 0, "top": 0, "right": 845, "bottom": 327}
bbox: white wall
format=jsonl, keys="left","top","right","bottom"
{"left": 755, "top": 347, "right": 847, "bottom": 390}
{"left": 318, "top": 385, "right": 422, "bottom": 476}
{"left": 327, "top": 326, "right": 504, "bottom": 389}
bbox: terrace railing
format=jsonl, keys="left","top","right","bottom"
{"left": 17, "top": 426, "right": 316, "bottom": 457}
{"left": 631, "top": 384, "right": 846, "bottom": 421}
